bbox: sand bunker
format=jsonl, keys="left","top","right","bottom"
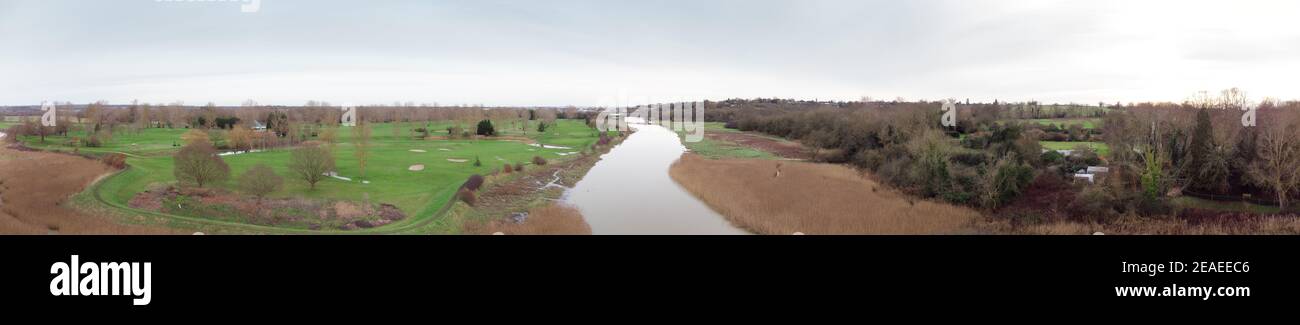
{"left": 447, "top": 159, "right": 469, "bottom": 163}
{"left": 409, "top": 149, "right": 427, "bottom": 153}
{"left": 529, "top": 143, "right": 573, "bottom": 149}
{"left": 409, "top": 164, "right": 425, "bottom": 171}
{"left": 438, "top": 148, "right": 452, "bottom": 151}
{"left": 219, "top": 149, "right": 263, "bottom": 156}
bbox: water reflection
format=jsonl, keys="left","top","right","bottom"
{"left": 563, "top": 123, "right": 747, "bottom": 235}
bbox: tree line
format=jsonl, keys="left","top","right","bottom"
{"left": 709, "top": 92, "right": 1300, "bottom": 223}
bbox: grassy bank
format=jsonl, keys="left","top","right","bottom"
{"left": 443, "top": 132, "right": 628, "bottom": 235}
{"left": 680, "top": 122, "right": 802, "bottom": 160}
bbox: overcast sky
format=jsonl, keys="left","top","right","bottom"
{"left": 2, "top": 0, "right": 1298, "bottom": 106}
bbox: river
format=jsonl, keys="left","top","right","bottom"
{"left": 562, "top": 123, "right": 748, "bottom": 235}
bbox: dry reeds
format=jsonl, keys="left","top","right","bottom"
{"left": 464, "top": 204, "right": 591, "bottom": 235}
{"left": 0, "top": 147, "right": 178, "bottom": 234}
{"left": 669, "top": 154, "right": 979, "bottom": 235}
{"left": 977, "top": 216, "right": 1300, "bottom": 235}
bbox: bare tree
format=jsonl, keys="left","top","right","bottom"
{"left": 352, "top": 121, "right": 372, "bottom": 180}
{"left": 1248, "top": 112, "right": 1300, "bottom": 210}
{"left": 228, "top": 125, "right": 254, "bottom": 151}
{"left": 289, "top": 141, "right": 335, "bottom": 190}
{"left": 173, "top": 141, "right": 230, "bottom": 188}
{"left": 239, "top": 164, "right": 283, "bottom": 203}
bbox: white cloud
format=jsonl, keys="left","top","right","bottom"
{"left": 1, "top": 0, "right": 1297, "bottom": 106}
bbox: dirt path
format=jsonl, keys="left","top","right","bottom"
{"left": 0, "top": 146, "right": 178, "bottom": 234}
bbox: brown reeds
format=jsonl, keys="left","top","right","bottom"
{"left": 464, "top": 204, "right": 592, "bottom": 235}
{"left": 669, "top": 154, "right": 979, "bottom": 235}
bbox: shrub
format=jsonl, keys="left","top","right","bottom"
{"left": 476, "top": 119, "right": 496, "bottom": 136}
{"left": 502, "top": 164, "right": 513, "bottom": 174}
{"left": 950, "top": 150, "right": 990, "bottom": 166}
{"left": 1067, "top": 185, "right": 1117, "bottom": 222}
{"left": 462, "top": 174, "right": 485, "bottom": 191}
{"left": 851, "top": 149, "right": 885, "bottom": 170}
{"left": 532, "top": 156, "right": 548, "bottom": 166}
{"left": 473, "top": 156, "right": 482, "bottom": 167}
{"left": 537, "top": 122, "right": 548, "bottom": 133}
{"left": 992, "top": 159, "right": 1035, "bottom": 205}
{"left": 1135, "top": 195, "right": 1172, "bottom": 217}
{"left": 514, "top": 163, "right": 524, "bottom": 172}
{"left": 239, "top": 164, "right": 284, "bottom": 202}
{"left": 458, "top": 188, "right": 477, "bottom": 206}
{"left": 84, "top": 135, "right": 103, "bottom": 148}
{"left": 101, "top": 153, "right": 127, "bottom": 169}
{"left": 1040, "top": 150, "right": 1065, "bottom": 165}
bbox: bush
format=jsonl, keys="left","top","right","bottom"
{"left": 532, "top": 156, "right": 548, "bottom": 166}
{"left": 992, "top": 160, "right": 1035, "bottom": 205}
{"left": 1040, "top": 150, "right": 1065, "bottom": 165}
{"left": 950, "top": 150, "right": 990, "bottom": 166}
{"left": 458, "top": 188, "right": 477, "bottom": 206}
{"left": 502, "top": 164, "right": 513, "bottom": 174}
{"left": 84, "top": 135, "right": 103, "bottom": 148}
{"left": 101, "top": 153, "right": 127, "bottom": 169}
{"left": 1067, "top": 185, "right": 1117, "bottom": 222}
{"left": 239, "top": 164, "right": 284, "bottom": 201}
{"left": 1135, "top": 195, "right": 1173, "bottom": 217}
{"left": 462, "top": 174, "right": 485, "bottom": 191}
{"left": 473, "top": 156, "right": 482, "bottom": 167}
{"left": 476, "top": 119, "right": 496, "bottom": 136}
{"left": 514, "top": 163, "right": 524, "bottom": 172}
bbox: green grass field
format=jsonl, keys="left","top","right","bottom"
{"left": 18, "top": 119, "right": 604, "bottom": 233}
{"left": 679, "top": 122, "right": 778, "bottom": 159}
{"left": 1023, "top": 118, "right": 1102, "bottom": 129}
{"left": 1040, "top": 141, "right": 1110, "bottom": 157}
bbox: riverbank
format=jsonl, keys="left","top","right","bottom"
{"left": 567, "top": 124, "right": 747, "bottom": 235}
{"left": 669, "top": 154, "right": 980, "bottom": 234}
{"left": 452, "top": 132, "right": 628, "bottom": 235}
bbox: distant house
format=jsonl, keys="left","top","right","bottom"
{"left": 251, "top": 120, "right": 267, "bottom": 131}
{"left": 1073, "top": 166, "right": 1110, "bottom": 183}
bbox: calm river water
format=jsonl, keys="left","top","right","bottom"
{"left": 562, "top": 123, "right": 747, "bottom": 235}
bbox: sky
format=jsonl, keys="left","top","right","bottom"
{"left": 2, "top": 0, "right": 1299, "bottom": 107}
